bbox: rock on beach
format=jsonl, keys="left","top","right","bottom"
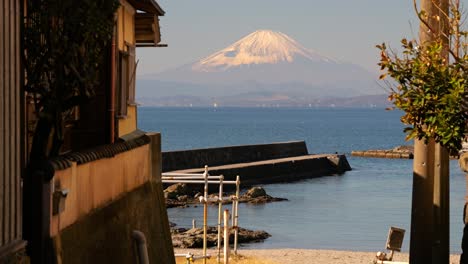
{"left": 171, "top": 226, "right": 271, "bottom": 248}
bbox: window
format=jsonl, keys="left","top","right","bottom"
{"left": 117, "top": 44, "right": 137, "bottom": 117}
{"left": 118, "top": 51, "right": 128, "bottom": 117}
{"left": 128, "top": 46, "right": 136, "bottom": 104}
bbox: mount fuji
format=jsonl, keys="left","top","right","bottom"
{"left": 138, "top": 30, "right": 383, "bottom": 106}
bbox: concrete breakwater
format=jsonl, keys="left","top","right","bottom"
{"left": 162, "top": 141, "right": 351, "bottom": 188}
{"left": 352, "top": 145, "right": 414, "bottom": 159}
{"left": 351, "top": 151, "right": 413, "bottom": 159}
{"left": 352, "top": 146, "right": 458, "bottom": 160}
{"left": 162, "top": 141, "right": 308, "bottom": 172}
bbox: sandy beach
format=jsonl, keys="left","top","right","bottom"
{"left": 174, "top": 248, "right": 461, "bottom": 264}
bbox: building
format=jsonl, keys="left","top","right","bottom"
{"left": 1, "top": 0, "right": 175, "bottom": 263}
{"left": 0, "top": 0, "right": 25, "bottom": 261}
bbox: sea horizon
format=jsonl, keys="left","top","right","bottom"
{"left": 139, "top": 107, "right": 465, "bottom": 253}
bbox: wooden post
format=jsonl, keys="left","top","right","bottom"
{"left": 233, "top": 176, "right": 240, "bottom": 255}
{"left": 410, "top": 1, "right": 450, "bottom": 263}
{"left": 203, "top": 166, "right": 208, "bottom": 264}
{"left": 217, "top": 175, "right": 224, "bottom": 263}
{"left": 459, "top": 153, "right": 468, "bottom": 264}
{"left": 223, "top": 209, "right": 230, "bottom": 264}
{"left": 410, "top": 138, "right": 435, "bottom": 263}
{"left": 432, "top": 1, "right": 450, "bottom": 263}
{"left": 434, "top": 144, "right": 450, "bottom": 263}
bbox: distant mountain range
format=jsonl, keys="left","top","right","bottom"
{"left": 137, "top": 30, "right": 387, "bottom": 107}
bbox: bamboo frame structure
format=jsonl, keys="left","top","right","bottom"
{"left": 162, "top": 166, "right": 241, "bottom": 264}
{"left": 203, "top": 167, "right": 208, "bottom": 264}
{"left": 234, "top": 176, "right": 240, "bottom": 254}
{"left": 217, "top": 175, "right": 223, "bottom": 263}
{"left": 224, "top": 209, "right": 230, "bottom": 264}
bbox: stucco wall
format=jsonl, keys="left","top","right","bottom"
{"left": 162, "top": 141, "right": 309, "bottom": 172}
{"left": 50, "top": 144, "right": 150, "bottom": 236}
{"left": 53, "top": 181, "right": 174, "bottom": 264}
{"left": 118, "top": 104, "right": 137, "bottom": 137}
{"left": 50, "top": 133, "right": 175, "bottom": 264}
{"left": 117, "top": 0, "right": 135, "bottom": 51}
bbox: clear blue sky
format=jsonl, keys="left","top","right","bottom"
{"left": 136, "top": 0, "right": 465, "bottom": 75}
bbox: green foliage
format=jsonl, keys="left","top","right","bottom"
{"left": 24, "top": 0, "right": 120, "bottom": 157}
{"left": 378, "top": 39, "right": 467, "bottom": 153}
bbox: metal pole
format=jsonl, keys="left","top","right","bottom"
{"left": 203, "top": 165, "right": 208, "bottom": 264}
{"left": 132, "top": 230, "right": 149, "bottom": 264}
{"left": 162, "top": 180, "right": 238, "bottom": 185}
{"left": 162, "top": 175, "right": 224, "bottom": 180}
{"left": 224, "top": 209, "right": 230, "bottom": 264}
{"left": 231, "top": 192, "right": 236, "bottom": 229}
{"left": 234, "top": 176, "right": 240, "bottom": 254}
{"left": 163, "top": 172, "right": 212, "bottom": 176}
{"left": 217, "top": 175, "right": 224, "bottom": 263}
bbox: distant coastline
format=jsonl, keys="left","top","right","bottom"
{"left": 137, "top": 93, "right": 391, "bottom": 108}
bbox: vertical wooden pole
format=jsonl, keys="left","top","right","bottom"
{"left": 432, "top": 1, "right": 450, "bottom": 263}
{"left": 410, "top": 138, "right": 435, "bottom": 263}
{"left": 410, "top": 1, "right": 450, "bottom": 263}
{"left": 223, "top": 209, "right": 230, "bottom": 264}
{"left": 217, "top": 175, "right": 224, "bottom": 263}
{"left": 434, "top": 144, "right": 450, "bottom": 263}
{"left": 203, "top": 166, "right": 208, "bottom": 264}
{"left": 233, "top": 176, "right": 240, "bottom": 255}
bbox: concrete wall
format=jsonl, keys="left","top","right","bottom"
{"left": 53, "top": 181, "right": 174, "bottom": 264}
{"left": 178, "top": 154, "right": 351, "bottom": 191}
{"left": 162, "top": 141, "right": 308, "bottom": 172}
{"left": 50, "top": 144, "right": 150, "bottom": 236}
{"left": 50, "top": 134, "right": 175, "bottom": 264}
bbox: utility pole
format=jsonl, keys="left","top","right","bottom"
{"left": 410, "top": 138, "right": 435, "bottom": 263}
{"left": 410, "top": 0, "right": 450, "bottom": 263}
{"left": 433, "top": 0, "right": 450, "bottom": 261}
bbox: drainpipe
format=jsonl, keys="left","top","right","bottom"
{"left": 109, "top": 14, "right": 117, "bottom": 143}
{"left": 132, "top": 230, "right": 149, "bottom": 264}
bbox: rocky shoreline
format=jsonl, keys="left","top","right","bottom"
{"left": 351, "top": 145, "right": 414, "bottom": 159}
{"left": 171, "top": 225, "right": 271, "bottom": 248}
{"left": 164, "top": 184, "right": 288, "bottom": 208}
{"left": 352, "top": 145, "right": 459, "bottom": 160}
{"left": 165, "top": 185, "right": 284, "bottom": 247}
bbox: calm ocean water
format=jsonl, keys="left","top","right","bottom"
{"left": 138, "top": 107, "right": 465, "bottom": 253}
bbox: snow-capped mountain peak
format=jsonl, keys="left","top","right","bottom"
{"left": 192, "top": 30, "right": 336, "bottom": 72}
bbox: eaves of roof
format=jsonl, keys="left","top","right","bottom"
{"left": 127, "top": 0, "right": 165, "bottom": 15}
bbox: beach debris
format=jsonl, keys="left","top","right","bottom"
{"left": 375, "top": 251, "right": 388, "bottom": 261}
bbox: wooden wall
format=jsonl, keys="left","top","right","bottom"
{"left": 0, "top": 0, "right": 24, "bottom": 257}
